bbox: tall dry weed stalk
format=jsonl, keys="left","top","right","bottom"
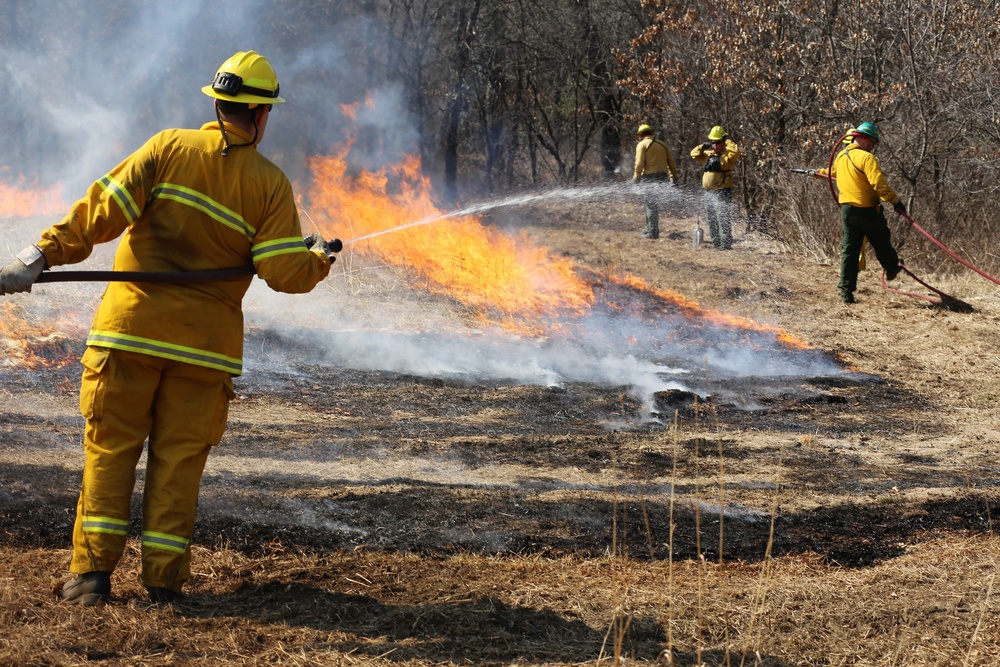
{"left": 662, "top": 411, "right": 680, "bottom": 666}
{"left": 963, "top": 569, "right": 996, "bottom": 667}
{"left": 692, "top": 396, "right": 705, "bottom": 666}
{"left": 601, "top": 435, "right": 636, "bottom": 666}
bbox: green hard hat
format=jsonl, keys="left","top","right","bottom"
{"left": 854, "top": 122, "right": 880, "bottom": 141}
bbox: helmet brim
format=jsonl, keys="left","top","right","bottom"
{"left": 201, "top": 85, "right": 286, "bottom": 105}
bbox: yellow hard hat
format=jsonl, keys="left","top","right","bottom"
{"left": 707, "top": 125, "right": 727, "bottom": 141}
{"left": 202, "top": 51, "right": 286, "bottom": 106}
{"left": 842, "top": 127, "right": 856, "bottom": 144}
{"left": 637, "top": 124, "right": 653, "bottom": 136}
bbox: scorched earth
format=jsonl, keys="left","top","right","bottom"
{"left": 2, "top": 198, "right": 1000, "bottom": 666}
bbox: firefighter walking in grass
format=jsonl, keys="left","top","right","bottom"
{"left": 812, "top": 128, "right": 869, "bottom": 272}
{"left": 0, "top": 51, "right": 332, "bottom": 604}
{"left": 825, "top": 122, "right": 904, "bottom": 304}
{"left": 632, "top": 124, "right": 678, "bottom": 239}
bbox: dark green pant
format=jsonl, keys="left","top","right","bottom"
{"left": 639, "top": 172, "right": 669, "bottom": 237}
{"left": 839, "top": 204, "right": 899, "bottom": 298}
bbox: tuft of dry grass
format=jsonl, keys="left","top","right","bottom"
{"left": 5, "top": 199, "right": 1000, "bottom": 666}
{"left": 4, "top": 535, "right": 1000, "bottom": 666}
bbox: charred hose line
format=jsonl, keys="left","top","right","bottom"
{"left": 33, "top": 238, "right": 342, "bottom": 284}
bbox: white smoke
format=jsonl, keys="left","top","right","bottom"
{"left": 0, "top": 3, "right": 845, "bottom": 411}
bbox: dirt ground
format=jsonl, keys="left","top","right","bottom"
{"left": 2, "top": 197, "right": 1000, "bottom": 666}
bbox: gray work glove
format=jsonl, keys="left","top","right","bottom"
{"left": 304, "top": 234, "right": 335, "bottom": 264}
{"left": 0, "top": 245, "right": 46, "bottom": 295}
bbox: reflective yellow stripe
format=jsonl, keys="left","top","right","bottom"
{"left": 151, "top": 182, "right": 257, "bottom": 240}
{"left": 98, "top": 175, "right": 141, "bottom": 222}
{"left": 142, "top": 530, "right": 189, "bottom": 554}
{"left": 87, "top": 330, "right": 242, "bottom": 374}
{"left": 82, "top": 515, "right": 129, "bottom": 536}
{"left": 252, "top": 237, "right": 309, "bottom": 261}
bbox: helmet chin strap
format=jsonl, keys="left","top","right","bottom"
{"left": 215, "top": 102, "right": 260, "bottom": 157}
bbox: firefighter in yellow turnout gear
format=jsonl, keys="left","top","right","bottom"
{"left": 0, "top": 51, "right": 332, "bottom": 604}
{"left": 690, "top": 126, "right": 741, "bottom": 249}
{"left": 825, "top": 122, "right": 904, "bottom": 303}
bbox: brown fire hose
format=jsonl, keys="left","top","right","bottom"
{"left": 35, "top": 266, "right": 256, "bottom": 284}
{"left": 33, "top": 238, "right": 342, "bottom": 284}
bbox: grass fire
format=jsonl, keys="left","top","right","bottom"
{"left": 3, "top": 3, "right": 1000, "bottom": 665}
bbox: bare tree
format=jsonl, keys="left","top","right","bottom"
{"left": 617, "top": 0, "right": 1000, "bottom": 271}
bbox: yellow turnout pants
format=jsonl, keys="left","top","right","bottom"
{"left": 72, "top": 346, "right": 233, "bottom": 592}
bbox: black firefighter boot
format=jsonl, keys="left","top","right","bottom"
{"left": 60, "top": 571, "right": 112, "bottom": 605}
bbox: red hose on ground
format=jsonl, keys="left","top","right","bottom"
{"left": 898, "top": 211, "right": 1000, "bottom": 286}
{"left": 880, "top": 264, "right": 974, "bottom": 312}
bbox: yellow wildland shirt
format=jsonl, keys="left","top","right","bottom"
{"left": 829, "top": 144, "right": 899, "bottom": 208}
{"left": 633, "top": 137, "right": 678, "bottom": 183}
{"left": 35, "top": 122, "right": 331, "bottom": 375}
{"left": 690, "top": 139, "right": 741, "bottom": 190}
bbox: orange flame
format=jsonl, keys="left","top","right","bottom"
{"left": 304, "top": 149, "right": 592, "bottom": 334}
{"left": 301, "top": 141, "right": 814, "bottom": 351}
{"left": 0, "top": 174, "right": 67, "bottom": 218}
{"left": 608, "top": 273, "right": 812, "bottom": 350}
{"left": 0, "top": 303, "right": 80, "bottom": 370}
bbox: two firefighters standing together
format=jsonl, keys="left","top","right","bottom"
{"left": 633, "top": 124, "right": 741, "bottom": 250}
{"left": 633, "top": 121, "right": 905, "bottom": 303}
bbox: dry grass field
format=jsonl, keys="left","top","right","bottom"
{"left": 2, "top": 194, "right": 1000, "bottom": 666}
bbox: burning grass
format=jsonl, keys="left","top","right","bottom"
{"left": 299, "top": 141, "right": 818, "bottom": 358}
{"left": 0, "top": 302, "right": 82, "bottom": 371}
{"left": 0, "top": 173, "right": 67, "bottom": 218}
{"left": 4, "top": 148, "right": 1000, "bottom": 666}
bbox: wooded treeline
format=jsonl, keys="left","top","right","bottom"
{"left": 280, "top": 0, "right": 999, "bottom": 269}
{"left": 2, "top": 1, "right": 997, "bottom": 268}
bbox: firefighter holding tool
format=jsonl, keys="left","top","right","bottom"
{"left": 0, "top": 51, "right": 332, "bottom": 604}
{"left": 794, "top": 128, "right": 869, "bottom": 271}
{"left": 690, "top": 125, "right": 741, "bottom": 249}
{"left": 825, "top": 122, "right": 904, "bottom": 304}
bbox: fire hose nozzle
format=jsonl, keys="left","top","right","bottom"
{"left": 322, "top": 237, "right": 342, "bottom": 265}
{"left": 303, "top": 235, "right": 343, "bottom": 264}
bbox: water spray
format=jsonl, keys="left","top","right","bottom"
{"left": 337, "top": 182, "right": 691, "bottom": 246}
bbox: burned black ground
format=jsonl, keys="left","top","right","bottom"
{"left": 0, "top": 352, "right": 986, "bottom": 571}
